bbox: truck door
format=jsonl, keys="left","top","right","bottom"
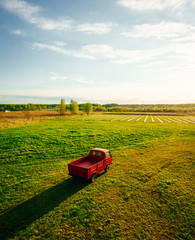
{"left": 105, "top": 151, "right": 111, "bottom": 165}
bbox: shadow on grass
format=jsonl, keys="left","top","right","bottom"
{"left": 0, "top": 177, "right": 88, "bottom": 240}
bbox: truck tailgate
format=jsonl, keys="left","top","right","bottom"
{"left": 68, "top": 164, "right": 88, "bottom": 178}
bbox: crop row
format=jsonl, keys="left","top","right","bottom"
{"left": 71, "top": 115, "right": 195, "bottom": 124}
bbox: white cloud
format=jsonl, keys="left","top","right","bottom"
{"left": 1, "top": 0, "right": 41, "bottom": 17}
{"left": 1, "top": 0, "right": 72, "bottom": 30}
{"left": 83, "top": 41, "right": 195, "bottom": 70}
{"left": 33, "top": 39, "right": 195, "bottom": 67}
{"left": 10, "top": 29, "right": 26, "bottom": 36}
{"left": 36, "top": 18, "right": 72, "bottom": 31}
{"left": 122, "top": 22, "right": 194, "bottom": 40}
{"left": 168, "top": 42, "right": 195, "bottom": 55}
{"left": 171, "top": 33, "right": 195, "bottom": 43}
{"left": 82, "top": 44, "right": 166, "bottom": 63}
{"left": 83, "top": 44, "right": 117, "bottom": 59}
{"left": 76, "top": 23, "right": 113, "bottom": 34}
{"left": 118, "top": 0, "right": 185, "bottom": 11}
{"left": 1, "top": 0, "right": 114, "bottom": 34}
{"left": 33, "top": 43, "right": 96, "bottom": 60}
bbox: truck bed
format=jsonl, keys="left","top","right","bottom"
{"left": 70, "top": 155, "right": 103, "bottom": 169}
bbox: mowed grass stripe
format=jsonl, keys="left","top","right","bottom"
{"left": 169, "top": 117, "right": 189, "bottom": 124}
{"left": 178, "top": 117, "right": 195, "bottom": 123}
{"left": 127, "top": 116, "right": 140, "bottom": 122}
{"left": 110, "top": 116, "right": 123, "bottom": 121}
{"left": 69, "top": 115, "right": 195, "bottom": 124}
{"left": 161, "top": 117, "right": 175, "bottom": 123}
{"left": 159, "top": 117, "right": 171, "bottom": 123}
{"left": 136, "top": 116, "right": 144, "bottom": 122}
{"left": 173, "top": 117, "right": 190, "bottom": 124}
{"left": 165, "top": 117, "right": 182, "bottom": 124}
{"left": 120, "top": 117, "right": 130, "bottom": 121}
{"left": 144, "top": 116, "right": 148, "bottom": 122}
{"left": 155, "top": 116, "right": 163, "bottom": 123}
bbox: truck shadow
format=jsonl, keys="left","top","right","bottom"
{"left": 0, "top": 177, "right": 88, "bottom": 240}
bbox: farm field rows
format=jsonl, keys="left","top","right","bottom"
{"left": 71, "top": 114, "right": 195, "bottom": 124}
{"left": 0, "top": 115, "right": 195, "bottom": 239}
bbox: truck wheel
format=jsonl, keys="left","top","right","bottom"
{"left": 91, "top": 174, "right": 96, "bottom": 182}
{"left": 105, "top": 165, "right": 109, "bottom": 172}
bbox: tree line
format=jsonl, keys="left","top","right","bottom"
{"left": 59, "top": 99, "right": 92, "bottom": 115}
{"left": 0, "top": 100, "right": 93, "bottom": 115}
{"left": 93, "top": 103, "right": 195, "bottom": 113}
{"left": 1, "top": 102, "right": 195, "bottom": 114}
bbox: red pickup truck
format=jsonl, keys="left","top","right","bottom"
{"left": 68, "top": 148, "right": 112, "bottom": 182}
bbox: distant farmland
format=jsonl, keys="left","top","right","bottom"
{"left": 0, "top": 114, "right": 194, "bottom": 239}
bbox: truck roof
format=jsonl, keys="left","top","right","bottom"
{"left": 91, "top": 148, "right": 110, "bottom": 153}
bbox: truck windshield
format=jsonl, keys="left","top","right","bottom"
{"left": 91, "top": 151, "right": 102, "bottom": 156}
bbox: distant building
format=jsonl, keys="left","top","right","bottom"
{"left": 1, "top": 110, "right": 10, "bottom": 112}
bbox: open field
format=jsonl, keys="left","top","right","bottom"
{"left": 0, "top": 111, "right": 195, "bottom": 129}
{"left": 0, "top": 111, "right": 74, "bottom": 129}
{"left": 0, "top": 115, "right": 195, "bottom": 239}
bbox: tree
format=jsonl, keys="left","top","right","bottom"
{"left": 38, "top": 104, "right": 42, "bottom": 111}
{"left": 70, "top": 100, "right": 78, "bottom": 114}
{"left": 60, "top": 99, "right": 66, "bottom": 115}
{"left": 83, "top": 102, "right": 93, "bottom": 115}
{"left": 27, "top": 103, "right": 35, "bottom": 111}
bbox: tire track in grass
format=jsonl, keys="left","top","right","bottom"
{"left": 155, "top": 116, "right": 163, "bottom": 123}
{"left": 151, "top": 116, "right": 155, "bottom": 122}
{"left": 144, "top": 116, "right": 148, "bottom": 122}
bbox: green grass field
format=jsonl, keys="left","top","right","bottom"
{"left": 0, "top": 114, "right": 195, "bottom": 239}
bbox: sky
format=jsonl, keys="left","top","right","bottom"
{"left": 0, "top": 0, "right": 195, "bottom": 104}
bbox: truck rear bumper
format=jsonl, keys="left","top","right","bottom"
{"left": 69, "top": 173, "right": 89, "bottom": 180}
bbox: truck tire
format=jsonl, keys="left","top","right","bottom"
{"left": 91, "top": 174, "right": 96, "bottom": 182}
{"left": 105, "top": 165, "right": 109, "bottom": 172}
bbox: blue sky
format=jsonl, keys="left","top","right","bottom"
{"left": 0, "top": 0, "right": 195, "bottom": 104}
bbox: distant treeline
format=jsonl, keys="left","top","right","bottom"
{"left": 0, "top": 103, "right": 94, "bottom": 112}
{"left": 1, "top": 103, "right": 195, "bottom": 113}
{"left": 99, "top": 103, "right": 195, "bottom": 113}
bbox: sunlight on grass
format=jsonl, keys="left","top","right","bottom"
{"left": 0, "top": 115, "right": 194, "bottom": 239}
